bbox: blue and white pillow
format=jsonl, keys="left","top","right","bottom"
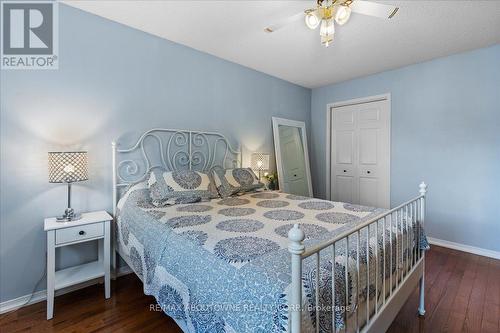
{"left": 147, "top": 167, "right": 219, "bottom": 207}
{"left": 211, "top": 167, "right": 264, "bottom": 197}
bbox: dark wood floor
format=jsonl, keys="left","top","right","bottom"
{"left": 1, "top": 246, "right": 499, "bottom": 333}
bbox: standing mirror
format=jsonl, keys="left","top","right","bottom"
{"left": 272, "top": 117, "right": 313, "bottom": 197}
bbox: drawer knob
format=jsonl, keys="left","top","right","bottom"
{"left": 78, "top": 230, "right": 86, "bottom": 236}
{"left": 367, "top": 171, "right": 371, "bottom": 174}
{"left": 343, "top": 170, "right": 347, "bottom": 173}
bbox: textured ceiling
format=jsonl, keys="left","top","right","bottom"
{"left": 64, "top": 1, "right": 500, "bottom": 88}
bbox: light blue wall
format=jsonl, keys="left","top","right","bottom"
{"left": 2, "top": 2, "right": 498, "bottom": 305}
{"left": 0, "top": 4, "right": 311, "bottom": 302}
{"left": 311, "top": 44, "right": 500, "bottom": 252}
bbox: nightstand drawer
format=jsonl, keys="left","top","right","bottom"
{"left": 56, "top": 223, "right": 104, "bottom": 245}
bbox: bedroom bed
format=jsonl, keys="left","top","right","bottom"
{"left": 111, "top": 128, "right": 428, "bottom": 333}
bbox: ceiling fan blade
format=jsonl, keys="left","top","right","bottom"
{"left": 350, "top": 1, "right": 399, "bottom": 19}
{"left": 264, "top": 12, "right": 304, "bottom": 33}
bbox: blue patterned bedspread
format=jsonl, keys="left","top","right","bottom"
{"left": 116, "top": 184, "right": 428, "bottom": 333}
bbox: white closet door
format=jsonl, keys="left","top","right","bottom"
{"left": 331, "top": 105, "right": 358, "bottom": 204}
{"left": 330, "top": 99, "right": 390, "bottom": 208}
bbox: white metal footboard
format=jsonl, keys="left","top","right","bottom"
{"left": 288, "top": 182, "right": 427, "bottom": 333}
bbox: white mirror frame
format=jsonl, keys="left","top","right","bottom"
{"left": 272, "top": 117, "right": 313, "bottom": 197}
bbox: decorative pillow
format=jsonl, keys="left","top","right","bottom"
{"left": 211, "top": 167, "right": 264, "bottom": 197}
{"left": 147, "top": 167, "right": 219, "bottom": 207}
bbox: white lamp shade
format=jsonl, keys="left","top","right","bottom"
{"left": 48, "top": 151, "right": 88, "bottom": 183}
{"left": 251, "top": 153, "right": 270, "bottom": 171}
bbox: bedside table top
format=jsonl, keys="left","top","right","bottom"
{"left": 44, "top": 211, "right": 113, "bottom": 231}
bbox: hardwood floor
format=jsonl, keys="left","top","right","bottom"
{"left": 1, "top": 246, "right": 498, "bottom": 333}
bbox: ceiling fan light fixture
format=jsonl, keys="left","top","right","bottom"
{"left": 319, "top": 18, "right": 335, "bottom": 37}
{"left": 304, "top": 9, "right": 320, "bottom": 29}
{"left": 321, "top": 35, "right": 333, "bottom": 47}
{"left": 267, "top": 0, "right": 397, "bottom": 47}
{"left": 335, "top": 5, "right": 351, "bottom": 25}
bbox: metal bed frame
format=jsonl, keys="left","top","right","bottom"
{"left": 288, "top": 183, "right": 426, "bottom": 333}
{"left": 111, "top": 128, "right": 241, "bottom": 273}
{"left": 111, "top": 128, "right": 426, "bottom": 333}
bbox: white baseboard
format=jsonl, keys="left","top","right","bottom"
{"left": 428, "top": 237, "right": 500, "bottom": 260}
{"left": 0, "top": 265, "right": 133, "bottom": 315}
{"left": 0, "top": 289, "right": 48, "bottom": 315}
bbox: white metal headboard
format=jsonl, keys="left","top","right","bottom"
{"left": 111, "top": 128, "right": 241, "bottom": 215}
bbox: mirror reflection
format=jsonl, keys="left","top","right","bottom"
{"left": 272, "top": 118, "right": 313, "bottom": 197}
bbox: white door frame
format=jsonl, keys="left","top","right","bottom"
{"left": 325, "top": 93, "right": 391, "bottom": 202}
{"left": 272, "top": 117, "right": 313, "bottom": 197}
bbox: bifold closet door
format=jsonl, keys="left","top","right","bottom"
{"left": 330, "top": 99, "right": 390, "bottom": 208}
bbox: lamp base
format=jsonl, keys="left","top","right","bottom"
{"left": 56, "top": 214, "right": 82, "bottom": 222}
{"left": 56, "top": 208, "right": 82, "bottom": 222}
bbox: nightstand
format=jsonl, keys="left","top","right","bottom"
{"left": 44, "top": 210, "right": 112, "bottom": 320}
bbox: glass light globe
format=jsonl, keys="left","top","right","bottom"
{"left": 335, "top": 5, "right": 351, "bottom": 25}
{"left": 319, "top": 18, "right": 335, "bottom": 37}
{"left": 304, "top": 10, "right": 320, "bottom": 29}
{"left": 321, "top": 35, "right": 333, "bottom": 47}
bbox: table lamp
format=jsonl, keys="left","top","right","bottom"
{"left": 48, "top": 151, "right": 88, "bottom": 221}
{"left": 251, "top": 153, "right": 270, "bottom": 180}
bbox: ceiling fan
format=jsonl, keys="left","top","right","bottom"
{"left": 264, "top": 0, "right": 399, "bottom": 47}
